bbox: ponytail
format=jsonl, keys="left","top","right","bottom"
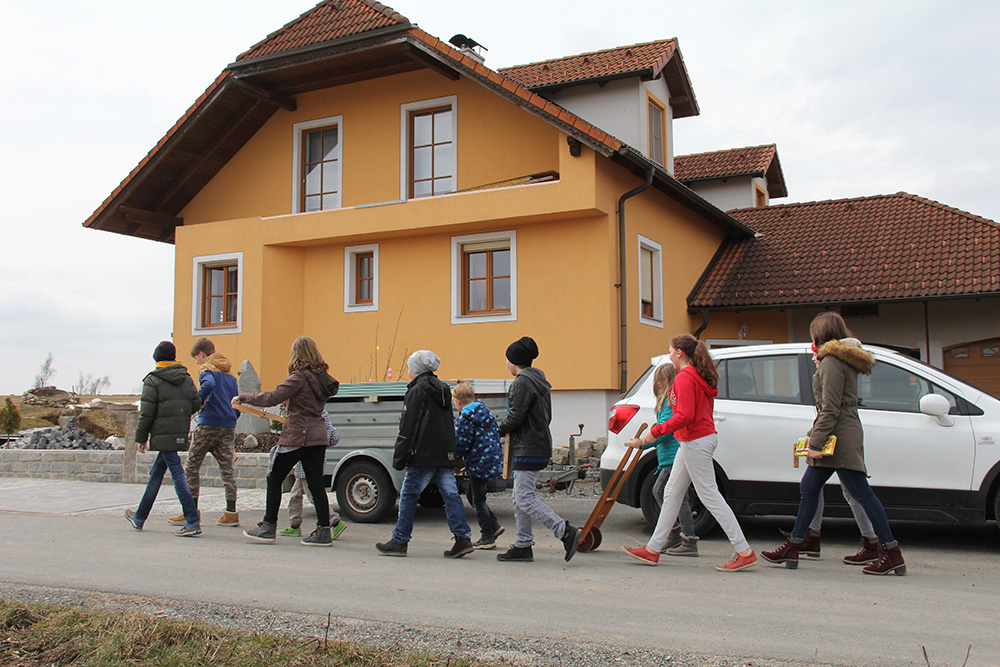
{"left": 671, "top": 334, "right": 718, "bottom": 389}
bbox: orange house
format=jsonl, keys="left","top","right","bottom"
{"left": 84, "top": 0, "right": 753, "bottom": 440}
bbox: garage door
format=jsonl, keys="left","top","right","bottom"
{"left": 943, "top": 337, "right": 1000, "bottom": 398}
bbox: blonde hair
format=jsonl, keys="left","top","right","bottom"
{"left": 288, "top": 336, "right": 329, "bottom": 375}
{"left": 453, "top": 380, "right": 476, "bottom": 404}
{"left": 653, "top": 363, "right": 677, "bottom": 413}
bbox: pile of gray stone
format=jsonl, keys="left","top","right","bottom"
{"left": 10, "top": 426, "right": 112, "bottom": 450}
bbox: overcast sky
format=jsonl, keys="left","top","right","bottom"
{"left": 1, "top": 0, "right": 997, "bottom": 395}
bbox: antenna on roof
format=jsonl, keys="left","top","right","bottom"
{"left": 449, "top": 34, "right": 487, "bottom": 64}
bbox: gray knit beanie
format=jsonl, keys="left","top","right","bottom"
{"left": 407, "top": 350, "right": 441, "bottom": 374}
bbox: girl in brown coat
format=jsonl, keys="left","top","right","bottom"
{"left": 237, "top": 337, "right": 343, "bottom": 546}
{"left": 762, "top": 312, "right": 906, "bottom": 575}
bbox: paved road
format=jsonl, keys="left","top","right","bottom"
{"left": 1, "top": 478, "right": 998, "bottom": 666}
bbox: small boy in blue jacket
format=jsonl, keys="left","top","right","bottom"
{"left": 168, "top": 337, "right": 240, "bottom": 528}
{"left": 453, "top": 381, "right": 504, "bottom": 549}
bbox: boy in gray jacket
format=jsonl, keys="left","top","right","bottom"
{"left": 496, "top": 337, "right": 581, "bottom": 562}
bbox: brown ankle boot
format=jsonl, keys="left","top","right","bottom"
{"left": 843, "top": 536, "right": 879, "bottom": 565}
{"left": 800, "top": 529, "right": 821, "bottom": 558}
{"left": 863, "top": 543, "right": 906, "bottom": 576}
{"left": 761, "top": 538, "right": 800, "bottom": 569}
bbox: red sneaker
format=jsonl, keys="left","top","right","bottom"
{"left": 622, "top": 545, "right": 660, "bottom": 566}
{"left": 716, "top": 550, "right": 757, "bottom": 572}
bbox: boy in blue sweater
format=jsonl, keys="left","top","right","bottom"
{"left": 168, "top": 337, "right": 241, "bottom": 527}
{"left": 453, "top": 381, "right": 504, "bottom": 549}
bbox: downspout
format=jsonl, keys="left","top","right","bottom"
{"left": 693, "top": 309, "right": 710, "bottom": 339}
{"left": 617, "top": 165, "right": 655, "bottom": 394}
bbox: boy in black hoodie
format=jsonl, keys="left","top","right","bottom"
{"left": 496, "top": 337, "right": 581, "bottom": 563}
{"left": 376, "top": 350, "right": 474, "bottom": 558}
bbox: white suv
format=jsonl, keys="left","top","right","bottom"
{"left": 602, "top": 343, "right": 1000, "bottom": 535}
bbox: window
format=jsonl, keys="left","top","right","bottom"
{"left": 192, "top": 252, "right": 242, "bottom": 334}
{"left": 647, "top": 95, "right": 666, "bottom": 166}
{"left": 717, "top": 355, "right": 801, "bottom": 404}
{"left": 292, "top": 116, "right": 343, "bottom": 213}
{"left": 401, "top": 97, "right": 457, "bottom": 200}
{"left": 344, "top": 244, "right": 378, "bottom": 312}
{"left": 638, "top": 236, "right": 662, "bottom": 327}
{"left": 859, "top": 362, "right": 930, "bottom": 413}
{"left": 755, "top": 185, "right": 767, "bottom": 208}
{"left": 451, "top": 231, "right": 516, "bottom": 324}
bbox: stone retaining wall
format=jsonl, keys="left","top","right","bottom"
{"left": 0, "top": 449, "right": 271, "bottom": 488}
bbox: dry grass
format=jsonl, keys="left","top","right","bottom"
{"left": 0, "top": 599, "right": 485, "bottom": 667}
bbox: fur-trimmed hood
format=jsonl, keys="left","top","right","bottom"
{"left": 817, "top": 339, "right": 875, "bottom": 375}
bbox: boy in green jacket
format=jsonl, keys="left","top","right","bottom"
{"left": 124, "top": 341, "right": 203, "bottom": 537}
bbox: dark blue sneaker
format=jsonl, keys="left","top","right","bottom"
{"left": 124, "top": 509, "right": 143, "bottom": 531}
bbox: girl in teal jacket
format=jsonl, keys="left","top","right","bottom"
{"left": 642, "top": 363, "right": 698, "bottom": 556}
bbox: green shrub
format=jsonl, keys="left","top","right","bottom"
{"left": 0, "top": 398, "right": 20, "bottom": 434}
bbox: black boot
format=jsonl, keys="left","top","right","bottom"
{"left": 497, "top": 544, "right": 534, "bottom": 562}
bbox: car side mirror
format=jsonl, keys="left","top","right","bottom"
{"left": 919, "top": 394, "right": 954, "bottom": 427}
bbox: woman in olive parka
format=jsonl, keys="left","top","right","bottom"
{"left": 762, "top": 312, "right": 906, "bottom": 576}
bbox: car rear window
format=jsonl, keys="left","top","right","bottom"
{"left": 718, "top": 355, "right": 802, "bottom": 404}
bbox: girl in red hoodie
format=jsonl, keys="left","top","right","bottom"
{"left": 623, "top": 334, "right": 757, "bottom": 572}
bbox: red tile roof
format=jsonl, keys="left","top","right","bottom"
{"left": 689, "top": 193, "right": 1000, "bottom": 308}
{"left": 675, "top": 145, "right": 774, "bottom": 181}
{"left": 236, "top": 0, "right": 408, "bottom": 62}
{"left": 675, "top": 144, "right": 787, "bottom": 198}
{"left": 500, "top": 39, "right": 677, "bottom": 89}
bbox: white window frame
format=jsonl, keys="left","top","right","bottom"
{"left": 344, "top": 243, "right": 379, "bottom": 313}
{"left": 400, "top": 96, "right": 458, "bottom": 201}
{"left": 292, "top": 115, "right": 344, "bottom": 214}
{"left": 451, "top": 230, "right": 517, "bottom": 324}
{"left": 191, "top": 251, "right": 243, "bottom": 335}
{"left": 638, "top": 235, "right": 663, "bottom": 327}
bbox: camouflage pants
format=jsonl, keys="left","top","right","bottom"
{"left": 186, "top": 425, "right": 237, "bottom": 507}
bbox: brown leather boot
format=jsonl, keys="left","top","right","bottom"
{"left": 761, "top": 538, "right": 800, "bottom": 569}
{"left": 863, "top": 543, "right": 906, "bottom": 576}
{"left": 843, "top": 536, "right": 879, "bottom": 565}
{"left": 800, "top": 529, "right": 821, "bottom": 558}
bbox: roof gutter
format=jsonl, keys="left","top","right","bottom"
{"left": 617, "top": 165, "right": 655, "bottom": 394}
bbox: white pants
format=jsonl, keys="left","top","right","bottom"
{"left": 648, "top": 433, "right": 750, "bottom": 554}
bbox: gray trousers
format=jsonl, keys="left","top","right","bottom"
{"left": 808, "top": 484, "right": 877, "bottom": 539}
{"left": 512, "top": 470, "right": 567, "bottom": 548}
{"left": 652, "top": 467, "right": 696, "bottom": 537}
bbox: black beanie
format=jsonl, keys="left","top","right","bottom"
{"left": 505, "top": 336, "right": 539, "bottom": 367}
{"left": 153, "top": 341, "right": 176, "bottom": 362}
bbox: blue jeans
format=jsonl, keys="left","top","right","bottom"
{"left": 792, "top": 466, "right": 895, "bottom": 545}
{"left": 391, "top": 467, "right": 471, "bottom": 544}
{"left": 136, "top": 451, "right": 199, "bottom": 526}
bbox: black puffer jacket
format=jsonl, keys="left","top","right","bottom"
{"left": 239, "top": 370, "right": 339, "bottom": 447}
{"left": 135, "top": 363, "right": 201, "bottom": 451}
{"left": 393, "top": 372, "right": 456, "bottom": 470}
{"left": 497, "top": 367, "right": 552, "bottom": 459}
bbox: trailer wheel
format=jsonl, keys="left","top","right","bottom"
{"left": 335, "top": 460, "right": 395, "bottom": 523}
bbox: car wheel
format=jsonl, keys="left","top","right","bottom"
{"left": 335, "top": 460, "right": 395, "bottom": 523}
{"left": 994, "top": 489, "right": 1000, "bottom": 533}
{"left": 638, "top": 464, "right": 718, "bottom": 536}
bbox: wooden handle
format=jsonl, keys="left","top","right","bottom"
{"left": 233, "top": 402, "right": 287, "bottom": 424}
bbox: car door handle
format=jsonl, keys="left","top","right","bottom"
{"left": 714, "top": 416, "right": 726, "bottom": 422}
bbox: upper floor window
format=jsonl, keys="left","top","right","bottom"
{"left": 191, "top": 252, "right": 242, "bottom": 335}
{"left": 451, "top": 231, "right": 517, "bottom": 324}
{"left": 647, "top": 95, "right": 666, "bottom": 167}
{"left": 755, "top": 185, "right": 767, "bottom": 208}
{"left": 401, "top": 97, "right": 457, "bottom": 200}
{"left": 344, "top": 244, "right": 378, "bottom": 313}
{"left": 638, "top": 235, "right": 662, "bottom": 327}
{"left": 292, "top": 116, "right": 343, "bottom": 213}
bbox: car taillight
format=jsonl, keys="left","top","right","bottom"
{"left": 608, "top": 404, "right": 640, "bottom": 434}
